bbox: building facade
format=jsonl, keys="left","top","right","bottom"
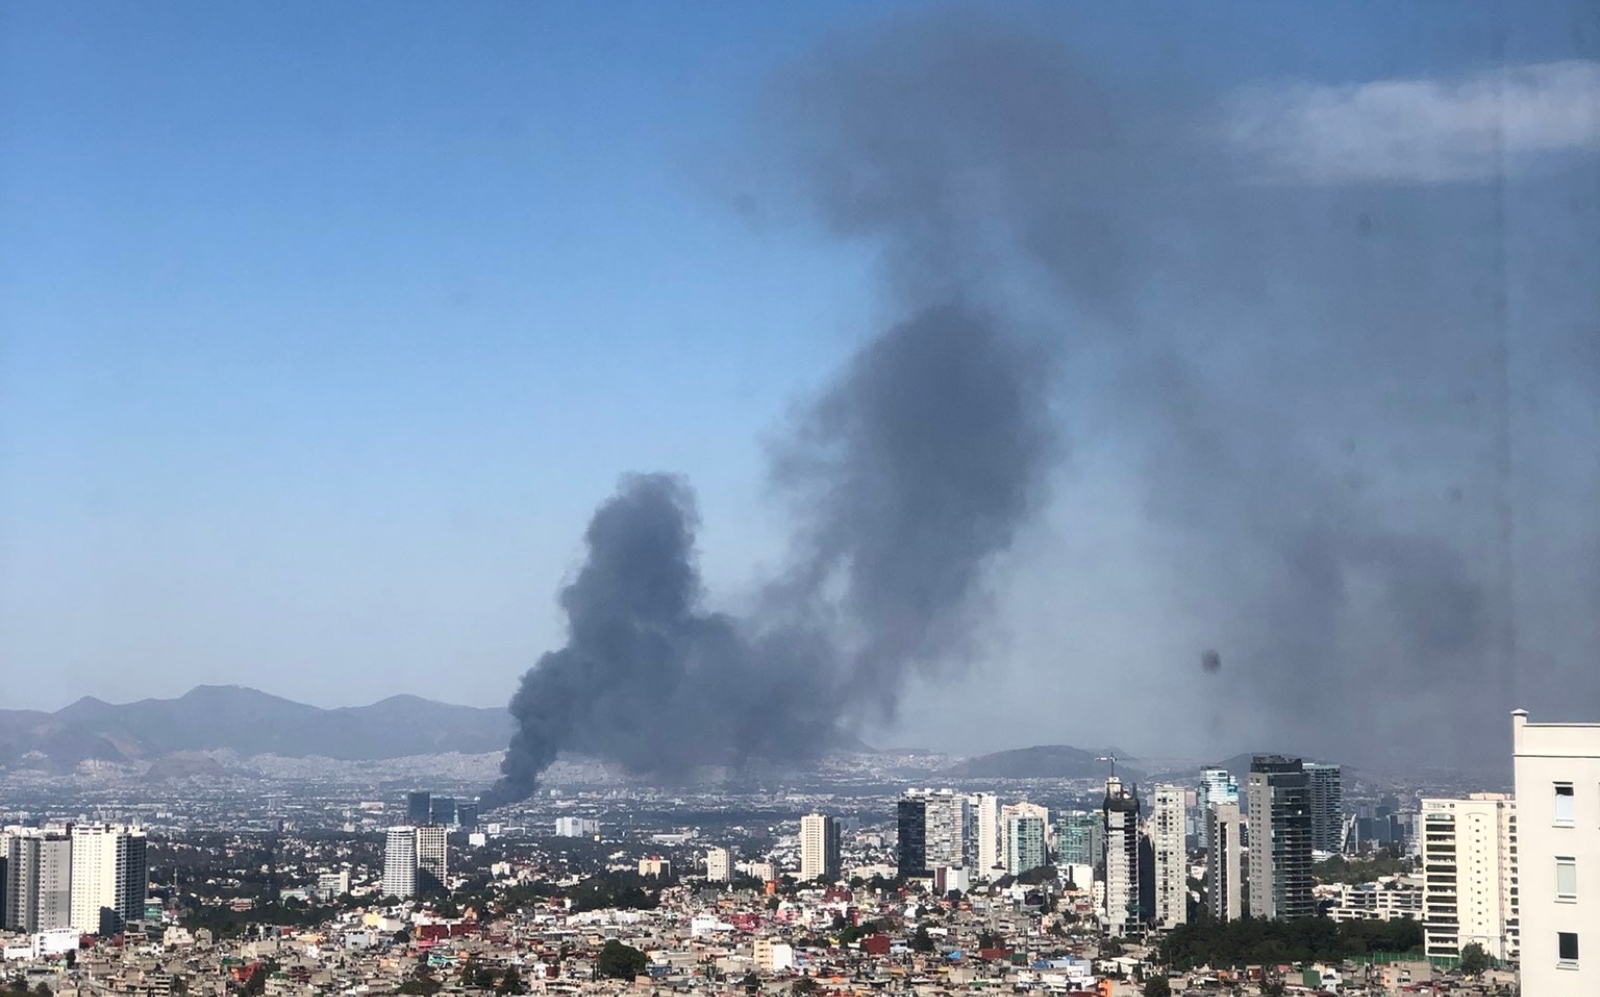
{"left": 1150, "top": 784, "right": 1188, "bottom": 929}
{"left": 1057, "top": 812, "right": 1104, "bottom": 869}
{"left": 1103, "top": 776, "right": 1142, "bottom": 937}
{"left": 705, "top": 846, "right": 732, "bottom": 883}
{"left": 416, "top": 825, "right": 449, "bottom": 889}
{"left": 1003, "top": 814, "right": 1047, "bottom": 876}
{"left": 896, "top": 795, "right": 927, "bottom": 877}
{"left": 1512, "top": 709, "right": 1600, "bottom": 994}
{"left": 69, "top": 824, "right": 148, "bottom": 935}
{"left": 1247, "top": 755, "right": 1315, "bottom": 920}
{"left": 382, "top": 826, "right": 418, "bottom": 899}
{"left": 1420, "top": 795, "right": 1518, "bottom": 963}
{"left": 1207, "top": 802, "right": 1244, "bottom": 922}
{"left": 406, "top": 791, "right": 431, "bottom": 826}
{"left": 1305, "top": 763, "right": 1344, "bottom": 854}
{"left": 4, "top": 830, "right": 72, "bottom": 933}
{"left": 971, "top": 793, "right": 1002, "bottom": 880}
{"left": 800, "top": 813, "right": 842, "bottom": 882}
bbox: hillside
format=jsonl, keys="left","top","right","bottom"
{"left": 0, "top": 685, "right": 512, "bottom": 770}
{"left": 941, "top": 744, "right": 1133, "bottom": 780}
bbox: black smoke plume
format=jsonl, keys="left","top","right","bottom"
{"left": 492, "top": 7, "right": 1600, "bottom": 795}
{"left": 487, "top": 303, "right": 1057, "bottom": 805}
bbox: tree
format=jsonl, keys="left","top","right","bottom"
{"left": 1460, "top": 942, "right": 1491, "bottom": 977}
{"left": 910, "top": 926, "right": 935, "bottom": 953}
{"left": 741, "top": 971, "right": 761, "bottom": 995}
{"left": 598, "top": 940, "right": 649, "bottom": 981}
{"left": 791, "top": 977, "right": 819, "bottom": 996}
{"left": 1142, "top": 977, "right": 1171, "bottom": 997}
{"left": 496, "top": 968, "right": 526, "bottom": 996}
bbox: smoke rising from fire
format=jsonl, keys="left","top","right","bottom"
{"left": 491, "top": 9, "right": 1600, "bottom": 798}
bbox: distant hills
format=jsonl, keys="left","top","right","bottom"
{"left": 941, "top": 744, "right": 1133, "bottom": 781}
{"left": 0, "top": 685, "right": 513, "bottom": 771}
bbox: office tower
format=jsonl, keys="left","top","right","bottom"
{"left": 897, "top": 794, "right": 928, "bottom": 877}
{"left": 5, "top": 830, "right": 72, "bottom": 933}
{"left": 416, "top": 825, "right": 449, "bottom": 889}
{"left": 1056, "top": 812, "right": 1104, "bottom": 869}
{"left": 407, "top": 791, "right": 432, "bottom": 825}
{"left": 69, "top": 824, "right": 148, "bottom": 935}
{"left": 705, "top": 847, "right": 732, "bottom": 883}
{"left": 1103, "top": 776, "right": 1142, "bottom": 937}
{"left": 1198, "top": 767, "right": 1239, "bottom": 849}
{"left": 1150, "top": 784, "right": 1187, "bottom": 929}
{"left": 1003, "top": 814, "right": 1047, "bottom": 876}
{"left": 971, "top": 793, "right": 1002, "bottom": 879}
{"left": 429, "top": 796, "right": 456, "bottom": 828}
{"left": 1247, "top": 756, "right": 1314, "bottom": 920}
{"left": 1305, "top": 763, "right": 1343, "bottom": 854}
{"left": 455, "top": 802, "right": 478, "bottom": 831}
{"left": 1207, "top": 802, "right": 1244, "bottom": 922}
{"left": 1512, "top": 710, "right": 1600, "bottom": 994}
{"left": 800, "top": 814, "right": 842, "bottom": 882}
{"left": 382, "top": 827, "right": 418, "bottom": 899}
{"left": 0, "top": 847, "right": 7, "bottom": 931}
{"left": 1420, "top": 795, "right": 1518, "bottom": 963}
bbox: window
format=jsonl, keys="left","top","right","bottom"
{"left": 1555, "top": 784, "right": 1575, "bottom": 825}
{"left": 1557, "top": 858, "right": 1578, "bottom": 900}
{"left": 1558, "top": 931, "right": 1579, "bottom": 966}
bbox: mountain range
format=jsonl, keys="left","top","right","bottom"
{"left": 0, "top": 685, "right": 513, "bottom": 770}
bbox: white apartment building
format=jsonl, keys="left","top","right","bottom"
{"left": 922, "top": 790, "right": 969, "bottom": 871}
{"left": 1207, "top": 802, "right": 1244, "bottom": 922}
{"left": 705, "top": 846, "right": 732, "bottom": 883}
{"left": 382, "top": 826, "right": 418, "bottom": 899}
{"left": 416, "top": 825, "right": 449, "bottom": 887}
{"left": 1151, "top": 784, "right": 1188, "bottom": 929}
{"left": 1324, "top": 876, "right": 1424, "bottom": 923}
{"left": 1513, "top": 709, "right": 1600, "bottom": 994}
{"left": 553, "top": 817, "right": 600, "bottom": 838}
{"left": 970, "top": 793, "right": 1002, "bottom": 880}
{"left": 317, "top": 870, "right": 351, "bottom": 898}
{"left": 799, "top": 813, "right": 841, "bottom": 882}
{"left": 1420, "top": 795, "right": 1518, "bottom": 963}
{"left": 69, "top": 824, "right": 149, "bottom": 935}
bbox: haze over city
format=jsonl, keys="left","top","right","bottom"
{"left": 4, "top": 1, "right": 1599, "bottom": 774}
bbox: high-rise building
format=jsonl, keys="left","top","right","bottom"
{"left": 1003, "top": 814, "right": 1047, "bottom": 876}
{"left": 705, "top": 847, "right": 732, "bottom": 883}
{"left": 429, "top": 797, "right": 456, "bottom": 828}
{"left": 800, "top": 814, "right": 842, "bottom": 883}
{"left": 5, "top": 830, "right": 72, "bottom": 933}
{"left": 923, "top": 790, "right": 969, "bottom": 871}
{"left": 70, "top": 824, "right": 148, "bottom": 935}
{"left": 1056, "top": 812, "right": 1104, "bottom": 869}
{"left": 971, "top": 793, "right": 1002, "bottom": 879}
{"left": 1207, "top": 802, "right": 1244, "bottom": 922}
{"left": 1305, "top": 763, "right": 1344, "bottom": 854}
{"left": 1198, "top": 767, "right": 1239, "bottom": 852}
{"left": 1420, "top": 795, "right": 1518, "bottom": 963}
{"left": 1247, "top": 756, "right": 1314, "bottom": 920}
{"left": 416, "top": 825, "right": 449, "bottom": 889}
{"left": 1150, "top": 784, "right": 1188, "bottom": 929}
{"left": 456, "top": 803, "right": 479, "bottom": 831}
{"left": 1103, "top": 776, "right": 1142, "bottom": 937}
{"left": 407, "top": 791, "right": 432, "bottom": 826}
{"left": 383, "top": 826, "right": 418, "bottom": 899}
{"left": 896, "top": 795, "right": 927, "bottom": 877}
{"left": 1512, "top": 710, "right": 1600, "bottom": 994}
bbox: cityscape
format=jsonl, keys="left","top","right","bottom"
{"left": 4, "top": 3, "right": 1599, "bottom": 997}
{"left": 3, "top": 704, "right": 1597, "bottom": 995}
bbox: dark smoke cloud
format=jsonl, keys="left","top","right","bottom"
{"left": 488, "top": 303, "right": 1057, "bottom": 804}
{"left": 493, "top": 7, "right": 1600, "bottom": 794}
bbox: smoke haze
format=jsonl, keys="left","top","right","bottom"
{"left": 494, "top": 7, "right": 1599, "bottom": 797}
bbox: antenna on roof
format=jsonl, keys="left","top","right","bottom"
{"left": 1096, "top": 755, "right": 1117, "bottom": 778}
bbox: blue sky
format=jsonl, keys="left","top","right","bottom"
{"left": 2, "top": 2, "right": 1596, "bottom": 759}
